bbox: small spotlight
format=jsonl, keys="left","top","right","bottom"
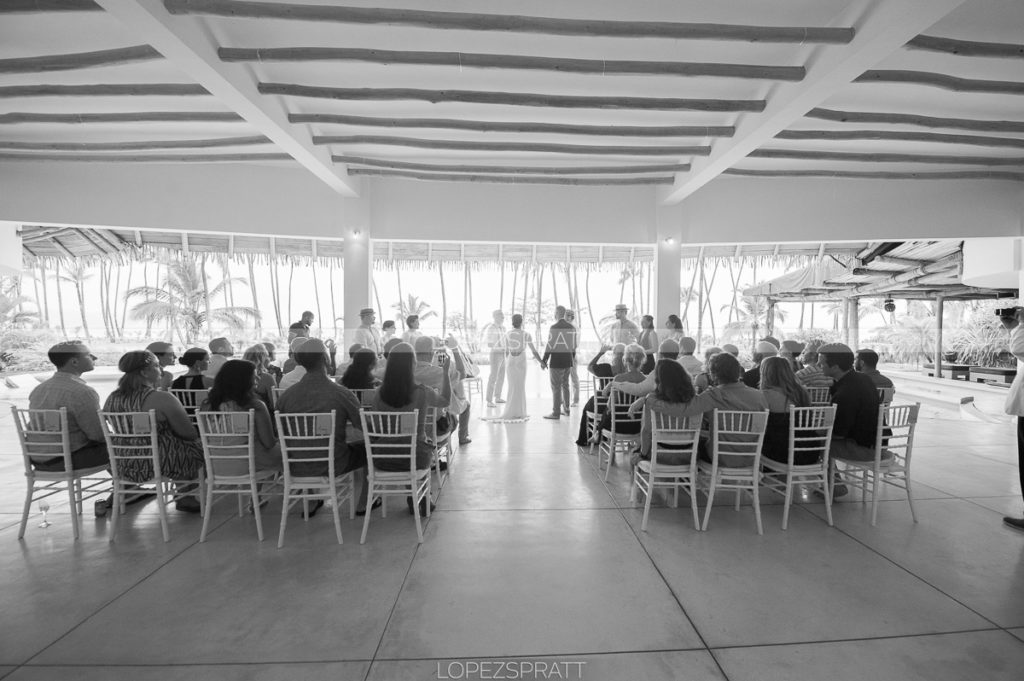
{"left": 352, "top": 229, "right": 362, "bottom": 238}
{"left": 883, "top": 298, "right": 896, "bottom": 313}
{"left": 664, "top": 237, "right": 675, "bottom": 245}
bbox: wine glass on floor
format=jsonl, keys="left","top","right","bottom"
{"left": 38, "top": 500, "right": 52, "bottom": 528}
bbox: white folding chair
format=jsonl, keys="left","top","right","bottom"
{"left": 348, "top": 388, "right": 376, "bottom": 407}
{"left": 877, "top": 387, "right": 895, "bottom": 406}
{"left": 597, "top": 387, "right": 643, "bottom": 481}
{"left": 806, "top": 386, "right": 831, "bottom": 406}
{"left": 99, "top": 409, "right": 205, "bottom": 543}
{"left": 698, "top": 409, "right": 769, "bottom": 534}
{"left": 832, "top": 403, "right": 920, "bottom": 526}
{"left": 170, "top": 388, "right": 208, "bottom": 427}
{"left": 360, "top": 409, "right": 431, "bottom": 543}
{"left": 424, "top": 405, "right": 454, "bottom": 493}
{"left": 461, "top": 376, "right": 483, "bottom": 405}
{"left": 631, "top": 411, "right": 701, "bottom": 531}
{"left": 11, "top": 406, "right": 110, "bottom": 540}
{"left": 271, "top": 387, "right": 288, "bottom": 406}
{"left": 761, "top": 405, "right": 837, "bottom": 530}
{"left": 196, "top": 410, "right": 280, "bottom": 542}
{"left": 274, "top": 410, "right": 355, "bottom": 547}
{"left": 586, "top": 376, "right": 613, "bottom": 452}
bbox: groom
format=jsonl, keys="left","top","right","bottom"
{"left": 541, "top": 305, "right": 577, "bottom": 420}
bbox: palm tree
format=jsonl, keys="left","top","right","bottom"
{"left": 391, "top": 294, "right": 437, "bottom": 324}
{"left": 721, "top": 294, "right": 788, "bottom": 346}
{"left": 0, "top": 280, "right": 38, "bottom": 331}
{"left": 126, "top": 258, "right": 259, "bottom": 344}
{"left": 58, "top": 261, "right": 92, "bottom": 340}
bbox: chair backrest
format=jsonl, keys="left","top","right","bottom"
{"left": 274, "top": 411, "right": 336, "bottom": 480}
{"left": 877, "top": 387, "right": 895, "bottom": 405}
{"left": 787, "top": 405, "right": 837, "bottom": 466}
{"left": 360, "top": 409, "right": 419, "bottom": 471}
{"left": 170, "top": 388, "right": 208, "bottom": 425}
{"left": 99, "top": 410, "right": 161, "bottom": 482}
{"left": 423, "top": 405, "right": 450, "bottom": 445}
{"left": 709, "top": 409, "right": 769, "bottom": 467}
{"left": 348, "top": 388, "right": 376, "bottom": 407}
{"left": 875, "top": 403, "right": 919, "bottom": 468}
{"left": 649, "top": 410, "right": 701, "bottom": 467}
{"left": 271, "top": 387, "right": 288, "bottom": 406}
{"left": 608, "top": 387, "right": 643, "bottom": 430}
{"left": 196, "top": 409, "right": 256, "bottom": 480}
{"left": 592, "top": 376, "right": 613, "bottom": 409}
{"left": 806, "top": 385, "right": 831, "bottom": 406}
{"left": 11, "top": 406, "right": 72, "bottom": 474}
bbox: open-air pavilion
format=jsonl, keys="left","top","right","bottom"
{"left": 2, "top": 2, "right": 1024, "bottom": 680}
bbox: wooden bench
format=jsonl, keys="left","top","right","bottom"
{"left": 969, "top": 366, "right": 1017, "bottom": 385}
{"left": 922, "top": 363, "right": 973, "bottom": 381}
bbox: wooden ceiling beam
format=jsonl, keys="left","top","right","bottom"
{"left": 0, "top": 84, "right": 207, "bottom": 98}
{"left": 748, "top": 149, "right": 1024, "bottom": 165}
{"left": 873, "top": 255, "right": 928, "bottom": 268}
{"left": 0, "top": 135, "right": 270, "bottom": 151}
{"left": 333, "top": 155, "right": 689, "bottom": 175}
{"left": 91, "top": 229, "right": 126, "bottom": 252}
{"left": 0, "top": 46, "right": 162, "bottom": 74}
{"left": 0, "top": 152, "right": 290, "bottom": 162}
{"left": 807, "top": 108, "right": 1024, "bottom": 133}
{"left": 221, "top": 47, "right": 804, "bottom": 81}
{"left": 49, "top": 237, "right": 77, "bottom": 259}
{"left": 663, "top": 0, "right": 969, "bottom": 204}
{"left": 167, "top": 1, "right": 854, "bottom": 44}
{"left": 0, "top": 111, "right": 244, "bottom": 125}
{"left": 96, "top": 0, "right": 359, "bottom": 197}
{"left": 723, "top": 168, "right": 1024, "bottom": 181}
{"left": 258, "top": 84, "right": 766, "bottom": 112}
{"left": 906, "top": 35, "right": 1024, "bottom": 59}
{"left": 776, "top": 129, "right": 1024, "bottom": 149}
{"left": 347, "top": 169, "right": 672, "bottom": 185}
{"left": 0, "top": 1, "right": 100, "bottom": 13}
{"left": 75, "top": 228, "right": 111, "bottom": 255}
{"left": 856, "top": 70, "right": 1024, "bottom": 95}
{"left": 318, "top": 136, "right": 709, "bottom": 156}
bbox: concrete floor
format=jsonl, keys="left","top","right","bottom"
{"left": 2, "top": 368, "right": 1024, "bottom": 681}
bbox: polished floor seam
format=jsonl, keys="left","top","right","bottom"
{"left": 704, "top": 624, "right": 1011, "bottom": 651}
{"left": 18, "top": 512, "right": 235, "bottom": 668}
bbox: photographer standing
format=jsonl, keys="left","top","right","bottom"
{"left": 1000, "top": 307, "right": 1024, "bottom": 532}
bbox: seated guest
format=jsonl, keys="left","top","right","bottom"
{"left": 369, "top": 342, "right": 451, "bottom": 514}
{"left": 202, "top": 337, "right": 235, "bottom": 389}
{"left": 201, "top": 359, "right": 281, "bottom": 475}
{"left": 288, "top": 310, "right": 314, "bottom": 342}
{"left": 281, "top": 336, "right": 307, "bottom": 374}
{"left": 650, "top": 353, "right": 769, "bottom": 467}
{"left": 574, "top": 343, "right": 626, "bottom": 446}
{"left": 796, "top": 340, "right": 834, "bottom": 388}
{"left": 402, "top": 314, "right": 422, "bottom": 344}
{"left": 606, "top": 339, "right": 680, "bottom": 399}
{"left": 721, "top": 344, "right": 740, "bottom": 358}
{"left": 413, "top": 336, "right": 471, "bottom": 446}
{"left": 743, "top": 341, "right": 778, "bottom": 388}
{"left": 242, "top": 343, "right": 278, "bottom": 407}
{"left": 279, "top": 338, "right": 311, "bottom": 391}
{"left": 818, "top": 342, "right": 881, "bottom": 496}
{"left": 340, "top": 348, "right": 380, "bottom": 390}
{"left": 855, "top": 349, "right": 895, "bottom": 392}
{"left": 28, "top": 341, "right": 109, "bottom": 471}
{"left": 759, "top": 356, "right": 813, "bottom": 464}
{"left": 381, "top": 319, "right": 397, "bottom": 344}
{"left": 103, "top": 351, "right": 204, "bottom": 512}
{"left": 275, "top": 339, "right": 372, "bottom": 515}
{"left": 638, "top": 315, "right": 659, "bottom": 374}
{"left": 262, "top": 342, "right": 284, "bottom": 384}
{"left": 593, "top": 343, "right": 647, "bottom": 444}
{"left": 780, "top": 339, "right": 804, "bottom": 372}
{"left": 677, "top": 336, "right": 703, "bottom": 377}
{"left": 145, "top": 342, "right": 177, "bottom": 390}
{"left": 333, "top": 343, "right": 363, "bottom": 377}
{"left": 694, "top": 346, "right": 721, "bottom": 394}
{"left": 629, "top": 359, "right": 699, "bottom": 468}
{"left": 171, "top": 347, "right": 209, "bottom": 390}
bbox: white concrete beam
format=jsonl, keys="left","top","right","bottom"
{"left": 96, "top": 0, "right": 359, "bottom": 197}
{"left": 662, "top": 0, "right": 968, "bottom": 205}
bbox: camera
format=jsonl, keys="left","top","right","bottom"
{"left": 995, "top": 307, "right": 1020, "bottom": 317}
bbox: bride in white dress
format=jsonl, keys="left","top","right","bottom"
{"left": 486, "top": 313, "right": 542, "bottom": 422}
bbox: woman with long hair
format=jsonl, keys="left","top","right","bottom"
{"left": 486, "top": 313, "right": 542, "bottom": 422}
{"left": 242, "top": 343, "right": 277, "bottom": 407}
{"left": 103, "top": 351, "right": 204, "bottom": 512}
{"left": 665, "top": 314, "right": 684, "bottom": 343}
{"left": 340, "top": 348, "right": 380, "bottom": 390}
{"left": 170, "top": 347, "right": 209, "bottom": 390}
{"left": 759, "top": 356, "right": 813, "bottom": 464}
{"left": 574, "top": 343, "right": 627, "bottom": 447}
{"left": 593, "top": 343, "right": 648, "bottom": 444}
{"left": 631, "top": 360, "right": 699, "bottom": 467}
{"left": 203, "top": 359, "right": 281, "bottom": 475}
{"left": 637, "top": 315, "right": 659, "bottom": 374}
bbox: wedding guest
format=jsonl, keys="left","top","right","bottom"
{"left": 202, "top": 359, "right": 281, "bottom": 475}
{"left": 262, "top": 342, "right": 284, "bottom": 384}
{"left": 638, "top": 315, "right": 659, "bottom": 374}
{"left": 630, "top": 360, "right": 699, "bottom": 468}
{"left": 796, "top": 340, "right": 834, "bottom": 388}
{"left": 574, "top": 343, "right": 627, "bottom": 446}
{"left": 743, "top": 341, "right": 779, "bottom": 388}
{"left": 566, "top": 309, "right": 581, "bottom": 406}
{"left": 288, "top": 310, "right": 314, "bottom": 342}
{"left": 592, "top": 343, "right": 647, "bottom": 444}
{"left": 171, "top": 347, "right": 209, "bottom": 390}
{"left": 145, "top": 341, "right": 176, "bottom": 390}
{"left": 381, "top": 320, "right": 397, "bottom": 344}
{"left": 609, "top": 304, "right": 639, "bottom": 344}
{"left": 242, "top": 343, "right": 278, "bottom": 407}
{"left": 678, "top": 336, "right": 703, "bottom": 377}
{"left": 353, "top": 307, "right": 382, "bottom": 356}
{"left": 483, "top": 309, "right": 507, "bottom": 406}
{"left": 402, "top": 314, "right": 422, "bottom": 344}
{"left": 759, "top": 356, "right": 813, "bottom": 464}
{"left": 202, "top": 337, "right": 235, "bottom": 389}
{"left": 340, "top": 348, "right": 381, "bottom": 390}
{"left": 665, "top": 314, "right": 684, "bottom": 343}
{"left": 693, "top": 347, "right": 721, "bottom": 394}
{"left": 855, "top": 349, "right": 895, "bottom": 391}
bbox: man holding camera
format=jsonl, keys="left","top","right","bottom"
{"left": 999, "top": 307, "right": 1024, "bottom": 532}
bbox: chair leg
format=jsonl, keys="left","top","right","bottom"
{"left": 331, "top": 486, "right": 343, "bottom": 545}
{"left": 701, "top": 477, "right": 717, "bottom": 531}
{"left": 277, "top": 489, "right": 290, "bottom": 548}
{"left": 199, "top": 482, "right": 215, "bottom": 542}
{"left": 412, "top": 488, "right": 424, "bottom": 543}
{"left": 689, "top": 479, "right": 700, "bottom": 531}
{"left": 18, "top": 484, "right": 33, "bottom": 539}
{"left": 821, "top": 472, "right": 834, "bottom": 527}
{"left": 156, "top": 481, "right": 171, "bottom": 543}
{"left": 360, "top": 484, "right": 373, "bottom": 544}
{"left": 640, "top": 481, "right": 652, "bottom": 532}
{"left": 781, "top": 474, "right": 794, "bottom": 531}
{"left": 905, "top": 474, "right": 918, "bottom": 523}
{"left": 109, "top": 481, "right": 120, "bottom": 544}
{"left": 251, "top": 480, "right": 264, "bottom": 542}
{"left": 752, "top": 483, "right": 763, "bottom": 536}
{"left": 869, "top": 474, "right": 880, "bottom": 527}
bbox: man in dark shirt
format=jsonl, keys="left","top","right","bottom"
{"left": 288, "top": 311, "right": 314, "bottom": 342}
{"left": 742, "top": 341, "right": 778, "bottom": 388}
{"left": 819, "top": 342, "right": 880, "bottom": 497}
{"left": 275, "top": 339, "right": 369, "bottom": 513}
{"left": 540, "top": 305, "right": 577, "bottom": 420}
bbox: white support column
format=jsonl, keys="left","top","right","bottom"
{"left": 655, "top": 202, "right": 684, "bottom": 342}
{"left": 935, "top": 296, "right": 945, "bottom": 379}
{"left": 341, "top": 192, "right": 373, "bottom": 349}
{"left": 848, "top": 298, "right": 860, "bottom": 350}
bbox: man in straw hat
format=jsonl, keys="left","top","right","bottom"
{"left": 352, "top": 307, "right": 382, "bottom": 356}
{"left": 608, "top": 303, "right": 639, "bottom": 345}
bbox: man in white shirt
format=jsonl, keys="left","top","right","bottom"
{"left": 202, "top": 337, "right": 234, "bottom": 389}
{"left": 566, "top": 309, "right": 581, "bottom": 405}
{"left": 352, "top": 307, "right": 382, "bottom": 356}
{"left": 146, "top": 341, "right": 176, "bottom": 390}
{"left": 1000, "top": 307, "right": 1024, "bottom": 532}
{"left": 414, "top": 336, "right": 471, "bottom": 445}
{"left": 482, "top": 309, "right": 507, "bottom": 406}
{"left": 402, "top": 314, "right": 423, "bottom": 345}
{"left": 677, "top": 337, "right": 703, "bottom": 376}
{"left": 609, "top": 304, "right": 639, "bottom": 344}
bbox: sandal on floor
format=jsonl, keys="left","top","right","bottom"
{"left": 356, "top": 497, "right": 383, "bottom": 517}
